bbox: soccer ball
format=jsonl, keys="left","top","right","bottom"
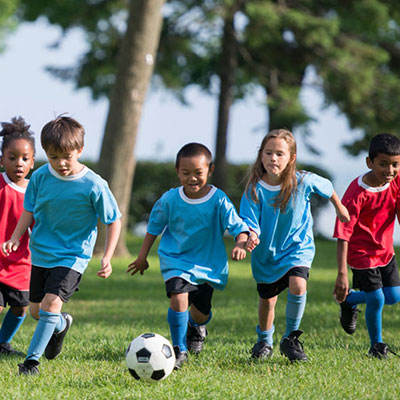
{"left": 125, "top": 333, "right": 175, "bottom": 382}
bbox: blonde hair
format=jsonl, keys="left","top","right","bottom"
{"left": 245, "top": 129, "right": 297, "bottom": 212}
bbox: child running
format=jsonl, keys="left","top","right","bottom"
{"left": 127, "top": 143, "right": 249, "bottom": 369}
{"left": 0, "top": 117, "right": 35, "bottom": 356}
{"left": 2, "top": 116, "right": 121, "bottom": 375}
{"left": 240, "top": 129, "right": 349, "bottom": 362}
{"left": 333, "top": 133, "right": 400, "bottom": 358}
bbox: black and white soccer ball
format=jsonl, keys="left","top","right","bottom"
{"left": 125, "top": 333, "right": 175, "bottom": 382}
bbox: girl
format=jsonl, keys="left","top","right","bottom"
{"left": 0, "top": 117, "right": 35, "bottom": 355}
{"left": 240, "top": 129, "right": 349, "bottom": 362}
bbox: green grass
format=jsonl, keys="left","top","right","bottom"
{"left": 1, "top": 237, "right": 400, "bottom": 399}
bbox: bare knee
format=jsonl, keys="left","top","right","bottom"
{"left": 10, "top": 306, "right": 28, "bottom": 317}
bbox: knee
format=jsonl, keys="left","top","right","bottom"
{"left": 383, "top": 286, "right": 400, "bottom": 305}
{"left": 366, "top": 289, "right": 385, "bottom": 308}
{"left": 10, "top": 306, "right": 27, "bottom": 317}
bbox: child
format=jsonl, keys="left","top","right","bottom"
{"left": 333, "top": 133, "right": 400, "bottom": 358}
{"left": 240, "top": 129, "right": 349, "bottom": 362}
{"left": 0, "top": 117, "right": 35, "bottom": 355}
{"left": 2, "top": 116, "right": 121, "bottom": 375}
{"left": 127, "top": 143, "right": 249, "bottom": 369}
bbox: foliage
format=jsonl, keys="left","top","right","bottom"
{"left": 1, "top": 238, "right": 399, "bottom": 398}
{"left": 0, "top": 0, "right": 19, "bottom": 51}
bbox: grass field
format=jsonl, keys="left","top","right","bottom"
{"left": 1, "top": 237, "right": 399, "bottom": 399}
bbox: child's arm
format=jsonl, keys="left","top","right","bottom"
{"left": 330, "top": 191, "right": 350, "bottom": 223}
{"left": 245, "top": 230, "right": 260, "bottom": 252}
{"left": 2, "top": 210, "right": 33, "bottom": 256}
{"left": 97, "top": 219, "right": 122, "bottom": 279}
{"left": 127, "top": 232, "right": 158, "bottom": 276}
{"left": 333, "top": 239, "right": 349, "bottom": 303}
{"left": 231, "top": 232, "right": 248, "bottom": 261}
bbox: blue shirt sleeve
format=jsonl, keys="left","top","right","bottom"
{"left": 90, "top": 180, "right": 122, "bottom": 224}
{"left": 240, "top": 188, "right": 261, "bottom": 236}
{"left": 219, "top": 194, "right": 249, "bottom": 239}
{"left": 147, "top": 195, "right": 168, "bottom": 236}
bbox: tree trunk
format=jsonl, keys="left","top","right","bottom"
{"left": 95, "top": 0, "right": 165, "bottom": 257}
{"left": 213, "top": 0, "right": 245, "bottom": 191}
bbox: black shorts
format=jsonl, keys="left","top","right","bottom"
{"left": 29, "top": 266, "right": 82, "bottom": 303}
{"left": 0, "top": 282, "right": 29, "bottom": 308}
{"left": 257, "top": 267, "right": 310, "bottom": 300}
{"left": 352, "top": 257, "right": 400, "bottom": 292}
{"left": 165, "top": 277, "right": 214, "bottom": 315}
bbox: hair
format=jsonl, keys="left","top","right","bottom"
{"left": 0, "top": 116, "right": 35, "bottom": 156}
{"left": 368, "top": 133, "right": 400, "bottom": 160}
{"left": 41, "top": 115, "right": 85, "bottom": 153}
{"left": 175, "top": 142, "right": 213, "bottom": 169}
{"left": 245, "top": 129, "right": 297, "bottom": 212}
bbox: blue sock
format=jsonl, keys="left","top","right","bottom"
{"left": 54, "top": 313, "right": 66, "bottom": 333}
{"left": 167, "top": 308, "right": 188, "bottom": 352}
{"left": 383, "top": 286, "right": 400, "bottom": 305}
{"left": 345, "top": 289, "right": 366, "bottom": 307}
{"left": 365, "top": 289, "right": 384, "bottom": 346}
{"left": 256, "top": 324, "right": 274, "bottom": 347}
{"left": 283, "top": 292, "right": 307, "bottom": 338}
{"left": 0, "top": 309, "right": 26, "bottom": 343}
{"left": 188, "top": 312, "right": 212, "bottom": 327}
{"left": 26, "top": 309, "right": 61, "bottom": 361}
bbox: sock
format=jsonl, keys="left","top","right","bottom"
{"left": 167, "top": 308, "right": 188, "bottom": 352}
{"left": 25, "top": 309, "right": 61, "bottom": 361}
{"left": 256, "top": 324, "right": 274, "bottom": 347}
{"left": 0, "top": 309, "right": 26, "bottom": 343}
{"left": 365, "top": 289, "right": 384, "bottom": 346}
{"left": 345, "top": 289, "right": 366, "bottom": 307}
{"left": 283, "top": 292, "right": 307, "bottom": 338}
{"left": 383, "top": 286, "right": 400, "bottom": 305}
{"left": 188, "top": 311, "right": 212, "bottom": 327}
{"left": 54, "top": 313, "right": 66, "bottom": 333}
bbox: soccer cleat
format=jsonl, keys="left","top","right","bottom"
{"left": 339, "top": 301, "right": 360, "bottom": 334}
{"left": 173, "top": 346, "right": 188, "bottom": 370}
{"left": 368, "top": 342, "right": 397, "bottom": 359}
{"left": 187, "top": 324, "right": 208, "bottom": 354}
{"left": 251, "top": 341, "right": 273, "bottom": 360}
{"left": 279, "top": 330, "right": 308, "bottom": 362}
{"left": 0, "top": 342, "right": 25, "bottom": 356}
{"left": 44, "top": 312, "right": 73, "bottom": 360}
{"left": 18, "top": 359, "right": 40, "bottom": 375}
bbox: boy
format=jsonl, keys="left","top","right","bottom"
{"left": 127, "top": 143, "right": 249, "bottom": 369}
{"left": 2, "top": 116, "right": 121, "bottom": 374}
{"left": 333, "top": 133, "right": 400, "bottom": 358}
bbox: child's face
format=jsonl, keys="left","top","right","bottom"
{"left": 176, "top": 155, "right": 213, "bottom": 199}
{"left": 46, "top": 148, "right": 84, "bottom": 177}
{"left": 366, "top": 152, "right": 400, "bottom": 186}
{"left": 261, "top": 137, "right": 295, "bottom": 184}
{"left": 0, "top": 139, "right": 35, "bottom": 187}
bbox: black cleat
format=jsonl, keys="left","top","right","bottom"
{"left": 251, "top": 341, "right": 273, "bottom": 360}
{"left": 0, "top": 342, "right": 24, "bottom": 357}
{"left": 368, "top": 342, "right": 397, "bottom": 359}
{"left": 280, "top": 330, "right": 308, "bottom": 362}
{"left": 187, "top": 324, "right": 208, "bottom": 354}
{"left": 44, "top": 312, "right": 73, "bottom": 360}
{"left": 340, "top": 301, "right": 360, "bottom": 334}
{"left": 18, "top": 359, "right": 40, "bottom": 375}
{"left": 173, "top": 346, "right": 188, "bottom": 370}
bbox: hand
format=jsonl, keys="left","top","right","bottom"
{"left": 245, "top": 232, "right": 260, "bottom": 252}
{"left": 231, "top": 242, "right": 246, "bottom": 261}
{"left": 336, "top": 204, "right": 350, "bottom": 223}
{"left": 2, "top": 239, "right": 20, "bottom": 256}
{"left": 97, "top": 258, "right": 113, "bottom": 279}
{"left": 127, "top": 258, "right": 149, "bottom": 276}
{"left": 333, "top": 274, "right": 349, "bottom": 303}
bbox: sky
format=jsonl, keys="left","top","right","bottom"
{"left": 3, "top": 19, "right": 395, "bottom": 240}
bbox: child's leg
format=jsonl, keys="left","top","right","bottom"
{"left": 257, "top": 296, "right": 277, "bottom": 346}
{"left": 283, "top": 276, "right": 307, "bottom": 338}
{"left": 365, "top": 288, "right": 385, "bottom": 346}
{"left": 0, "top": 306, "right": 27, "bottom": 344}
{"left": 383, "top": 286, "right": 400, "bottom": 305}
{"left": 345, "top": 289, "right": 366, "bottom": 306}
{"left": 168, "top": 292, "right": 189, "bottom": 351}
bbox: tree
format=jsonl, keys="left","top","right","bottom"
{"left": 0, "top": 0, "right": 19, "bottom": 51}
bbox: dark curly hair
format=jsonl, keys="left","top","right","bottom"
{"left": 0, "top": 116, "right": 35, "bottom": 156}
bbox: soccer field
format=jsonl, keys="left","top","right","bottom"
{"left": 1, "top": 237, "right": 399, "bottom": 399}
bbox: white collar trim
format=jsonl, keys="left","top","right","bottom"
{"left": 258, "top": 179, "right": 281, "bottom": 191}
{"left": 179, "top": 185, "right": 217, "bottom": 204}
{"left": 357, "top": 174, "right": 390, "bottom": 192}
{"left": 2, "top": 172, "right": 26, "bottom": 193}
{"left": 48, "top": 163, "right": 88, "bottom": 181}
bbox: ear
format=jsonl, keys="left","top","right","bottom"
{"left": 366, "top": 156, "right": 373, "bottom": 169}
{"left": 77, "top": 147, "right": 84, "bottom": 157}
{"left": 291, "top": 153, "right": 297, "bottom": 164}
{"left": 208, "top": 164, "right": 215, "bottom": 176}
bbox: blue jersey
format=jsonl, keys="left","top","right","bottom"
{"left": 147, "top": 185, "right": 248, "bottom": 289}
{"left": 24, "top": 164, "right": 121, "bottom": 274}
{"left": 240, "top": 172, "right": 333, "bottom": 283}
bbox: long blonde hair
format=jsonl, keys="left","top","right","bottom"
{"left": 245, "top": 129, "right": 297, "bottom": 212}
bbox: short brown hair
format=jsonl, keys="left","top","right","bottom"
{"left": 41, "top": 116, "right": 84, "bottom": 153}
{"left": 175, "top": 142, "right": 213, "bottom": 169}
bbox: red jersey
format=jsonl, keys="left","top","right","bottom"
{"left": 0, "top": 172, "right": 31, "bottom": 290}
{"left": 333, "top": 174, "right": 400, "bottom": 270}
